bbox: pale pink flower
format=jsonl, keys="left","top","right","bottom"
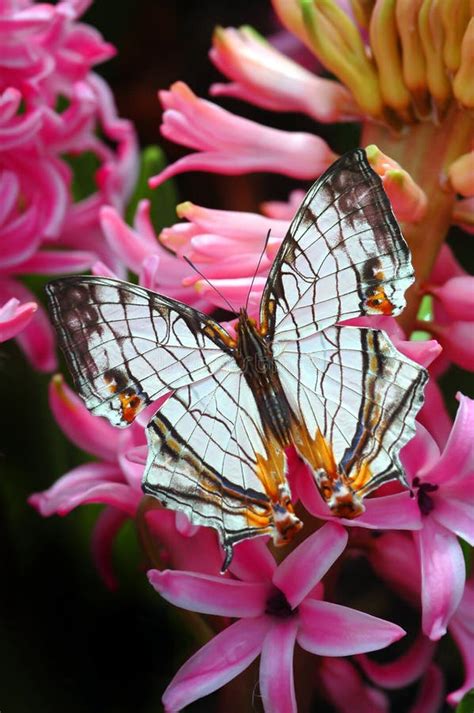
{"left": 150, "top": 81, "right": 336, "bottom": 188}
{"left": 159, "top": 200, "right": 288, "bottom": 312}
{"left": 209, "top": 25, "right": 357, "bottom": 122}
{"left": 148, "top": 522, "right": 405, "bottom": 713}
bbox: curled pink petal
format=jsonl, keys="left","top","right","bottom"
{"left": 409, "top": 664, "right": 444, "bottom": 713}
{"left": 0, "top": 297, "right": 37, "bottom": 342}
{"left": 148, "top": 569, "right": 268, "bottom": 617}
{"left": 260, "top": 619, "right": 298, "bottom": 713}
{"left": 297, "top": 599, "right": 405, "bottom": 656}
{"left": 426, "top": 392, "right": 474, "bottom": 485}
{"left": 162, "top": 617, "right": 269, "bottom": 712}
{"left": 319, "top": 657, "right": 389, "bottom": 713}
{"left": 448, "top": 580, "right": 474, "bottom": 705}
{"left": 357, "top": 633, "right": 436, "bottom": 689}
{"left": 428, "top": 275, "right": 474, "bottom": 319}
{"left": 273, "top": 521, "right": 347, "bottom": 608}
{"left": 100, "top": 205, "right": 155, "bottom": 274}
{"left": 29, "top": 461, "right": 123, "bottom": 516}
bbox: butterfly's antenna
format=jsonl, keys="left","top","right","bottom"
{"left": 245, "top": 228, "right": 271, "bottom": 312}
{"left": 183, "top": 255, "right": 237, "bottom": 314}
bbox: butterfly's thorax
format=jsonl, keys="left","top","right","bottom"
{"left": 236, "top": 309, "right": 293, "bottom": 446}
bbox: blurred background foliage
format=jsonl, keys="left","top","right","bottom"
{"left": 0, "top": 1, "right": 472, "bottom": 712}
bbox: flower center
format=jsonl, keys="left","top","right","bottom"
{"left": 265, "top": 587, "right": 293, "bottom": 619}
{"left": 412, "top": 476, "right": 439, "bottom": 516}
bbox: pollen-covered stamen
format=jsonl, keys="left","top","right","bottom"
{"left": 412, "top": 476, "right": 439, "bottom": 516}
{"left": 265, "top": 587, "right": 293, "bottom": 619}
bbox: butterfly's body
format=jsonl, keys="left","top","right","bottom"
{"left": 46, "top": 149, "right": 428, "bottom": 568}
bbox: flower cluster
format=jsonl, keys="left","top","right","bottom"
{"left": 0, "top": 0, "right": 138, "bottom": 370}
{"left": 26, "top": 0, "right": 474, "bottom": 711}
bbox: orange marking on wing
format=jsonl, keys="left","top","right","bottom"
{"left": 366, "top": 273, "right": 395, "bottom": 315}
{"left": 118, "top": 391, "right": 143, "bottom": 423}
{"left": 203, "top": 323, "right": 236, "bottom": 349}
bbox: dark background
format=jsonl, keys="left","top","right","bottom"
{"left": 1, "top": 1, "right": 472, "bottom": 712}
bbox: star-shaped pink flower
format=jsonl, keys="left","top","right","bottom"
{"left": 148, "top": 522, "right": 404, "bottom": 712}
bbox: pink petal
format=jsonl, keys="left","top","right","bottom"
{"left": 100, "top": 205, "right": 154, "bottom": 274}
{"left": 273, "top": 522, "right": 347, "bottom": 608}
{"left": 415, "top": 520, "right": 465, "bottom": 640}
{"left": 91, "top": 506, "right": 128, "bottom": 590}
{"left": 29, "top": 461, "right": 127, "bottom": 516}
{"left": 448, "top": 582, "right": 474, "bottom": 705}
{"left": 145, "top": 509, "right": 223, "bottom": 575}
{"left": 0, "top": 297, "right": 37, "bottom": 342}
{"left": 369, "top": 532, "right": 421, "bottom": 606}
{"left": 319, "top": 657, "right": 389, "bottom": 713}
{"left": 230, "top": 537, "right": 276, "bottom": 582}
{"left": 416, "top": 380, "right": 452, "bottom": 450}
{"left": 49, "top": 375, "right": 120, "bottom": 461}
{"left": 148, "top": 569, "right": 269, "bottom": 617}
{"left": 357, "top": 633, "right": 436, "bottom": 688}
{"left": 409, "top": 664, "right": 444, "bottom": 713}
{"left": 260, "top": 619, "right": 298, "bottom": 713}
{"left": 427, "top": 393, "right": 474, "bottom": 485}
{"left": 430, "top": 276, "right": 474, "bottom": 319}
{"left": 297, "top": 599, "right": 405, "bottom": 656}
{"left": 14, "top": 250, "right": 95, "bottom": 274}
{"left": 432, "top": 494, "right": 474, "bottom": 545}
{"left": 14, "top": 296, "right": 57, "bottom": 372}
{"left": 162, "top": 617, "right": 269, "bottom": 712}
{"left": 400, "top": 423, "right": 440, "bottom": 482}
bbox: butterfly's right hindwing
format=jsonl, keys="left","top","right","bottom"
{"left": 46, "top": 276, "right": 233, "bottom": 427}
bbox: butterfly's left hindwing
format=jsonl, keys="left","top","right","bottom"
{"left": 46, "top": 276, "right": 233, "bottom": 427}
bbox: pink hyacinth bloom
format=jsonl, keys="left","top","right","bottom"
{"left": 401, "top": 393, "right": 474, "bottom": 639}
{"left": 148, "top": 522, "right": 404, "bottom": 713}
{"left": 0, "top": 296, "right": 36, "bottom": 342}
{"left": 368, "top": 534, "right": 473, "bottom": 707}
{"left": 149, "top": 81, "right": 336, "bottom": 188}
{"left": 209, "top": 26, "right": 357, "bottom": 123}
{"left": 0, "top": 0, "right": 138, "bottom": 366}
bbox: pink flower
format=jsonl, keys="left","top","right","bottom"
{"left": 148, "top": 522, "right": 405, "bottom": 712}
{"left": 209, "top": 25, "right": 357, "bottom": 122}
{"left": 401, "top": 393, "right": 474, "bottom": 639}
{"left": 149, "top": 81, "right": 336, "bottom": 188}
{"left": 367, "top": 534, "right": 473, "bottom": 707}
{"left": 447, "top": 578, "right": 474, "bottom": 705}
{"left": 29, "top": 374, "right": 144, "bottom": 586}
{"left": 0, "top": 0, "right": 138, "bottom": 370}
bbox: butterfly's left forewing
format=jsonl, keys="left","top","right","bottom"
{"left": 46, "top": 276, "right": 233, "bottom": 427}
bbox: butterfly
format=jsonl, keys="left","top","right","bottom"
{"left": 46, "top": 149, "right": 427, "bottom": 569}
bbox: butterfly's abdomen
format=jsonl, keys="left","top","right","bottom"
{"left": 236, "top": 311, "right": 293, "bottom": 446}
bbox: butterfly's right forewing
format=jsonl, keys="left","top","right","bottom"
{"left": 46, "top": 276, "right": 233, "bottom": 427}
